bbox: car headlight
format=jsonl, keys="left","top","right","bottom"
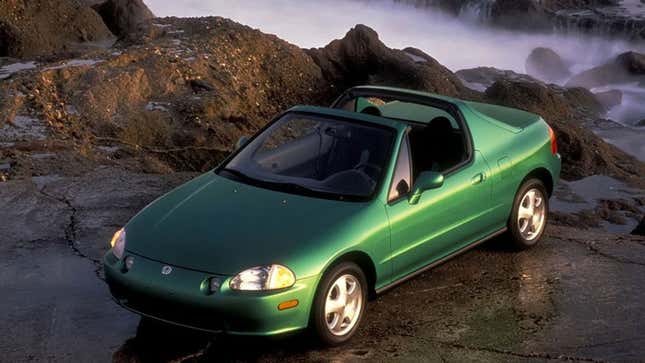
{"left": 110, "top": 228, "right": 126, "bottom": 260}
{"left": 229, "top": 264, "right": 295, "bottom": 291}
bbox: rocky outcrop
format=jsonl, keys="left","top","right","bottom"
{"left": 484, "top": 79, "right": 645, "bottom": 184}
{"left": 525, "top": 47, "right": 571, "bottom": 82}
{"left": 307, "top": 25, "right": 475, "bottom": 99}
{"left": 0, "top": 0, "right": 114, "bottom": 58}
{"left": 92, "top": 0, "right": 154, "bottom": 39}
{"left": 1, "top": 20, "right": 643, "bottom": 188}
{"left": 0, "top": 17, "right": 327, "bottom": 174}
{"left": 567, "top": 51, "right": 645, "bottom": 88}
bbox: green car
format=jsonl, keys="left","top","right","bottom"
{"left": 104, "top": 86, "right": 561, "bottom": 345}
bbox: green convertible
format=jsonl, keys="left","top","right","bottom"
{"left": 104, "top": 86, "right": 561, "bottom": 345}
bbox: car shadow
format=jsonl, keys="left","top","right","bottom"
{"left": 113, "top": 317, "right": 317, "bottom": 362}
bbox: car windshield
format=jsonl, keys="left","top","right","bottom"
{"left": 219, "top": 112, "right": 395, "bottom": 200}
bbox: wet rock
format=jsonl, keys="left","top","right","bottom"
{"left": 456, "top": 67, "right": 540, "bottom": 91}
{"left": 561, "top": 86, "right": 604, "bottom": 117}
{"left": 567, "top": 51, "right": 645, "bottom": 88}
{"left": 633, "top": 217, "right": 645, "bottom": 236}
{"left": 593, "top": 89, "right": 622, "bottom": 110}
{"left": 525, "top": 47, "right": 571, "bottom": 82}
{"left": 0, "top": 0, "right": 114, "bottom": 58}
{"left": 307, "top": 25, "right": 474, "bottom": 98}
{"left": 92, "top": 0, "right": 154, "bottom": 39}
{"left": 616, "top": 51, "right": 645, "bottom": 74}
{"left": 189, "top": 79, "right": 215, "bottom": 93}
{"left": 490, "top": 0, "right": 550, "bottom": 29}
{"left": 484, "top": 79, "right": 645, "bottom": 183}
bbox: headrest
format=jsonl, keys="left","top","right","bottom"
{"left": 361, "top": 106, "right": 382, "bottom": 117}
{"left": 428, "top": 116, "right": 453, "bottom": 132}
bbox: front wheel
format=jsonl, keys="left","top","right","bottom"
{"left": 311, "top": 262, "right": 367, "bottom": 346}
{"left": 508, "top": 179, "right": 549, "bottom": 249}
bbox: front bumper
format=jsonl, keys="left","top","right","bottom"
{"left": 104, "top": 252, "right": 318, "bottom": 336}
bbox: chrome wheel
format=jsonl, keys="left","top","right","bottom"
{"left": 517, "top": 188, "right": 546, "bottom": 241}
{"left": 324, "top": 274, "right": 363, "bottom": 336}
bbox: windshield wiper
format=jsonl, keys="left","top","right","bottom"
{"left": 221, "top": 168, "right": 346, "bottom": 199}
{"left": 222, "top": 168, "right": 315, "bottom": 192}
{"left": 220, "top": 168, "right": 258, "bottom": 183}
{"left": 271, "top": 181, "right": 319, "bottom": 194}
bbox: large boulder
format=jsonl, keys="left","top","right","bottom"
{"left": 92, "top": 0, "right": 154, "bottom": 39}
{"left": 0, "top": 0, "right": 114, "bottom": 58}
{"left": 525, "top": 47, "right": 571, "bottom": 82}
{"left": 306, "top": 25, "right": 475, "bottom": 99}
{"left": 567, "top": 51, "right": 645, "bottom": 88}
{"left": 484, "top": 79, "right": 645, "bottom": 184}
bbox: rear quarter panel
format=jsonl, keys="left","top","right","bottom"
{"left": 460, "top": 103, "right": 560, "bottom": 227}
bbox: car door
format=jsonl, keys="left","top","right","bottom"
{"left": 384, "top": 134, "right": 494, "bottom": 282}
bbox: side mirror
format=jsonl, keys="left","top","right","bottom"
{"left": 409, "top": 171, "right": 444, "bottom": 205}
{"left": 235, "top": 136, "right": 249, "bottom": 150}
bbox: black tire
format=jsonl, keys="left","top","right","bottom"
{"left": 310, "top": 261, "right": 368, "bottom": 346}
{"left": 507, "top": 178, "right": 549, "bottom": 250}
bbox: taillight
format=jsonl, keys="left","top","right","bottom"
{"left": 548, "top": 126, "right": 558, "bottom": 155}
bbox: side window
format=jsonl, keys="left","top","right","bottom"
{"left": 388, "top": 134, "right": 412, "bottom": 202}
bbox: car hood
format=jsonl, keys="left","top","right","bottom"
{"left": 125, "top": 172, "right": 368, "bottom": 276}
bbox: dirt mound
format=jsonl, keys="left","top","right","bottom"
{"left": 484, "top": 79, "right": 644, "bottom": 185}
{"left": 307, "top": 25, "right": 475, "bottom": 99}
{"left": 0, "top": 0, "right": 114, "bottom": 58}
{"left": 92, "top": 0, "right": 154, "bottom": 39}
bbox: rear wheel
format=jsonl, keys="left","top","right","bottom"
{"left": 311, "top": 262, "right": 367, "bottom": 346}
{"left": 508, "top": 179, "right": 548, "bottom": 249}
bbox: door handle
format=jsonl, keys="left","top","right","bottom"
{"left": 471, "top": 173, "right": 485, "bottom": 185}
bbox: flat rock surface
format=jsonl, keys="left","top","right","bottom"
{"left": 1, "top": 168, "right": 644, "bottom": 362}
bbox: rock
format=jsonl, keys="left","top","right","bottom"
{"left": 0, "top": 0, "right": 114, "bottom": 57}
{"left": 593, "top": 89, "right": 623, "bottom": 110}
{"left": 306, "top": 25, "right": 474, "bottom": 99}
{"left": 189, "top": 79, "right": 214, "bottom": 93}
{"left": 484, "top": 79, "right": 645, "bottom": 184}
{"left": 490, "top": 0, "right": 550, "bottom": 29}
{"left": 633, "top": 216, "right": 645, "bottom": 236}
{"left": 567, "top": 51, "right": 645, "bottom": 88}
{"left": 0, "top": 17, "right": 327, "bottom": 174}
{"left": 456, "top": 67, "right": 540, "bottom": 91}
{"left": 526, "top": 47, "right": 571, "bottom": 82}
{"left": 562, "top": 86, "right": 604, "bottom": 117}
{"left": 92, "top": 0, "right": 154, "bottom": 39}
{"left": 1, "top": 18, "right": 643, "bottom": 190}
{"left": 616, "top": 51, "right": 645, "bottom": 74}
